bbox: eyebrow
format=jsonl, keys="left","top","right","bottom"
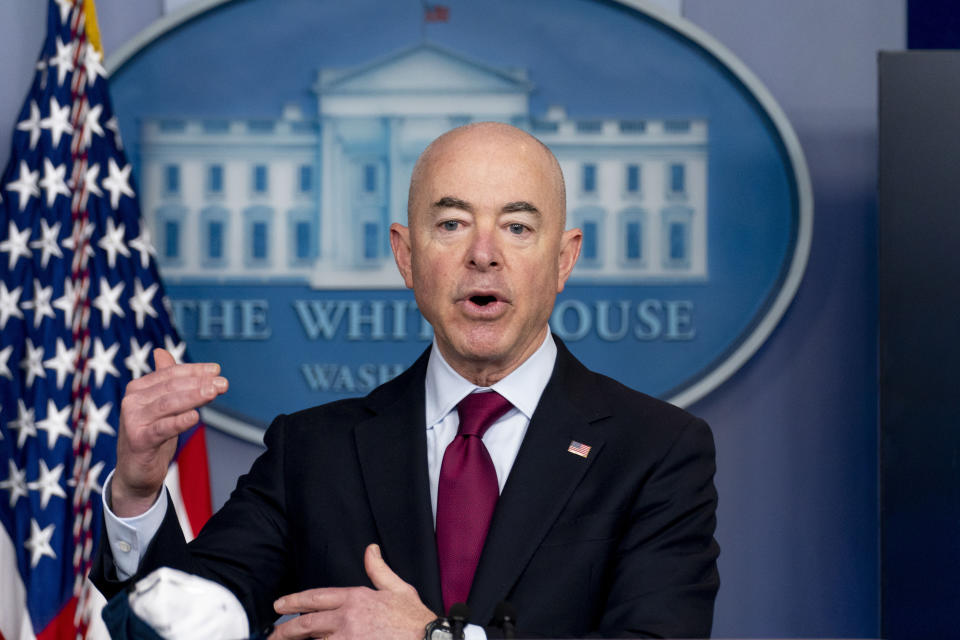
{"left": 432, "top": 196, "right": 541, "bottom": 217}
{"left": 433, "top": 196, "right": 473, "bottom": 212}
{"left": 501, "top": 201, "right": 541, "bottom": 216}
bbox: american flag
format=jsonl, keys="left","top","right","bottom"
{"left": 567, "top": 440, "right": 592, "bottom": 458}
{"left": 0, "top": 2, "right": 212, "bottom": 638}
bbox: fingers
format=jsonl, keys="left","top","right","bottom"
{"left": 269, "top": 610, "right": 337, "bottom": 640}
{"left": 274, "top": 588, "right": 348, "bottom": 615}
{"left": 364, "top": 544, "right": 410, "bottom": 593}
{"left": 269, "top": 547, "right": 429, "bottom": 640}
{"left": 140, "top": 374, "right": 227, "bottom": 426}
{"left": 126, "top": 360, "right": 221, "bottom": 394}
{"left": 153, "top": 347, "right": 175, "bottom": 370}
{"left": 271, "top": 589, "right": 346, "bottom": 640}
{"left": 122, "top": 373, "right": 227, "bottom": 445}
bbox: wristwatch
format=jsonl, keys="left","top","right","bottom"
{"left": 424, "top": 617, "right": 454, "bottom": 640}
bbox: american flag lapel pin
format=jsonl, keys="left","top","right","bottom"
{"left": 567, "top": 440, "right": 591, "bottom": 458}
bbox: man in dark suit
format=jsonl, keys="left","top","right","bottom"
{"left": 94, "top": 122, "right": 719, "bottom": 639}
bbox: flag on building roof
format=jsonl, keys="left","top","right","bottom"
{"left": 0, "top": 1, "right": 212, "bottom": 638}
{"left": 424, "top": 3, "right": 450, "bottom": 22}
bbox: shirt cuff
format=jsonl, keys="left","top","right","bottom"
{"left": 101, "top": 469, "right": 168, "bottom": 581}
{"left": 464, "top": 623, "right": 487, "bottom": 640}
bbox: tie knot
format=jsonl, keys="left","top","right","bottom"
{"left": 456, "top": 391, "right": 512, "bottom": 438}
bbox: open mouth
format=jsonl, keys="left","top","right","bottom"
{"left": 470, "top": 295, "right": 499, "bottom": 306}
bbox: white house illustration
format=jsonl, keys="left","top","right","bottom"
{"left": 139, "top": 43, "right": 708, "bottom": 288}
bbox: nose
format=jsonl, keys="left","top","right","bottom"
{"left": 466, "top": 222, "right": 501, "bottom": 270}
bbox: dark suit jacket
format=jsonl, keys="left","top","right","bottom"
{"left": 93, "top": 340, "right": 719, "bottom": 638}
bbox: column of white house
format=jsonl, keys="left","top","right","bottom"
{"left": 268, "top": 118, "right": 311, "bottom": 276}
{"left": 679, "top": 151, "right": 707, "bottom": 277}
{"left": 318, "top": 117, "right": 341, "bottom": 273}
{"left": 645, "top": 157, "right": 667, "bottom": 274}
{"left": 388, "top": 116, "right": 405, "bottom": 228}
{"left": 221, "top": 133, "right": 245, "bottom": 275}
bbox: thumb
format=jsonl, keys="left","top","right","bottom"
{"left": 364, "top": 544, "right": 408, "bottom": 592}
{"left": 153, "top": 348, "right": 175, "bottom": 371}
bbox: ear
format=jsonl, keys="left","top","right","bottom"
{"left": 390, "top": 222, "right": 415, "bottom": 289}
{"left": 556, "top": 227, "right": 582, "bottom": 293}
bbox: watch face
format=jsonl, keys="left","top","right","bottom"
{"left": 425, "top": 619, "right": 453, "bottom": 640}
{"left": 427, "top": 627, "right": 452, "bottom": 640}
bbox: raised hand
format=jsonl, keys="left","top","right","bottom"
{"left": 111, "top": 348, "right": 228, "bottom": 517}
{"left": 270, "top": 544, "right": 436, "bottom": 640}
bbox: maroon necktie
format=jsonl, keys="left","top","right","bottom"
{"left": 436, "top": 391, "right": 513, "bottom": 612}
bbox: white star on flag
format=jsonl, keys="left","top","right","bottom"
{"left": 97, "top": 217, "right": 131, "bottom": 268}
{"left": 5, "top": 161, "right": 40, "bottom": 211}
{"left": 23, "top": 519, "right": 57, "bottom": 568}
{"left": 43, "top": 337, "right": 76, "bottom": 389}
{"left": 39, "top": 96, "right": 73, "bottom": 146}
{"left": 56, "top": 0, "right": 73, "bottom": 24}
{"left": 87, "top": 337, "right": 121, "bottom": 388}
{"left": 0, "top": 282, "right": 25, "bottom": 329}
{"left": 36, "top": 399, "right": 73, "bottom": 449}
{"left": 80, "top": 102, "right": 105, "bottom": 149}
{"left": 48, "top": 36, "right": 75, "bottom": 86}
{"left": 0, "top": 460, "right": 29, "bottom": 508}
{"left": 53, "top": 0, "right": 73, "bottom": 24}
{"left": 8, "top": 399, "right": 37, "bottom": 449}
{"left": 124, "top": 337, "right": 153, "bottom": 378}
{"left": 83, "top": 399, "right": 115, "bottom": 447}
{"left": 29, "top": 218, "right": 64, "bottom": 268}
{"left": 20, "top": 281, "right": 56, "bottom": 329}
{"left": 19, "top": 338, "right": 46, "bottom": 389}
{"left": 0, "top": 344, "right": 13, "bottom": 380}
{"left": 39, "top": 158, "right": 71, "bottom": 207}
{"left": 130, "top": 278, "right": 160, "bottom": 328}
{"left": 92, "top": 277, "right": 125, "bottom": 327}
{"left": 83, "top": 43, "right": 107, "bottom": 85}
{"left": 0, "top": 220, "right": 33, "bottom": 269}
{"left": 16, "top": 101, "right": 43, "bottom": 150}
{"left": 129, "top": 225, "right": 157, "bottom": 268}
{"left": 165, "top": 335, "right": 187, "bottom": 363}
{"left": 102, "top": 158, "right": 134, "bottom": 209}
{"left": 27, "top": 460, "right": 67, "bottom": 510}
{"left": 81, "top": 162, "right": 104, "bottom": 209}
{"left": 105, "top": 114, "right": 123, "bottom": 149}
{"left": 52, "top": 278, "right": 77, "bottom": 327}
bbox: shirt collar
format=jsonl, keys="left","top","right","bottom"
{"left": 424, "top": 329, "right": 558, "bottom": 427}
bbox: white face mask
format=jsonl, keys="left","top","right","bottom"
{"left": 129, "top": 567, "right": 249, "bottom": 640}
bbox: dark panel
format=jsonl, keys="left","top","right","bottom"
{"left": 879, "top": 51, "right": 960, "bottom": 639}
{"left": 908, "top": 0, "right": 960, "bottom": 49}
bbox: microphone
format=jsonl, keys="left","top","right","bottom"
{"left": 492, "top": 601, "right": 518, "bottom": 639}
{"left": 448, "top": 602, "right": 471, "bottom": 640}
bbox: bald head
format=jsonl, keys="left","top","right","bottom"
{"left": 407, "top": 122, "right": 566, "bottom": 226}
{"left": 389, "top": 121, "right": 582, "bottom": 384}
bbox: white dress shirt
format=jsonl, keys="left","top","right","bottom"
{"left": 102, "top": 330, "right": 558, "bottom": 637}
{"left": 424, "top": 330, "right": 557, "bottom": 519}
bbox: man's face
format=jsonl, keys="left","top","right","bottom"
{"left": 391, "top": 125, "right": 581, "bottom": 383}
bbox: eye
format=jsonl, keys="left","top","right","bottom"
{"left": 440, "top": 220, "right": 460, "bottom": 231}
{"left": 508, "top": 223, "right": 528, "bottom": 235}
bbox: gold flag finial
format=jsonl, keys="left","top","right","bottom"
{"left": 83, "top": 0, "right": 103, "bottom": 55}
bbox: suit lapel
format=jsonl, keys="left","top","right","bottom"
{"left": 467, "top": 342, "right": 609, "bottom": 624}
{"left": 353, "top": 349, "right": 445, "bottom": 614}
